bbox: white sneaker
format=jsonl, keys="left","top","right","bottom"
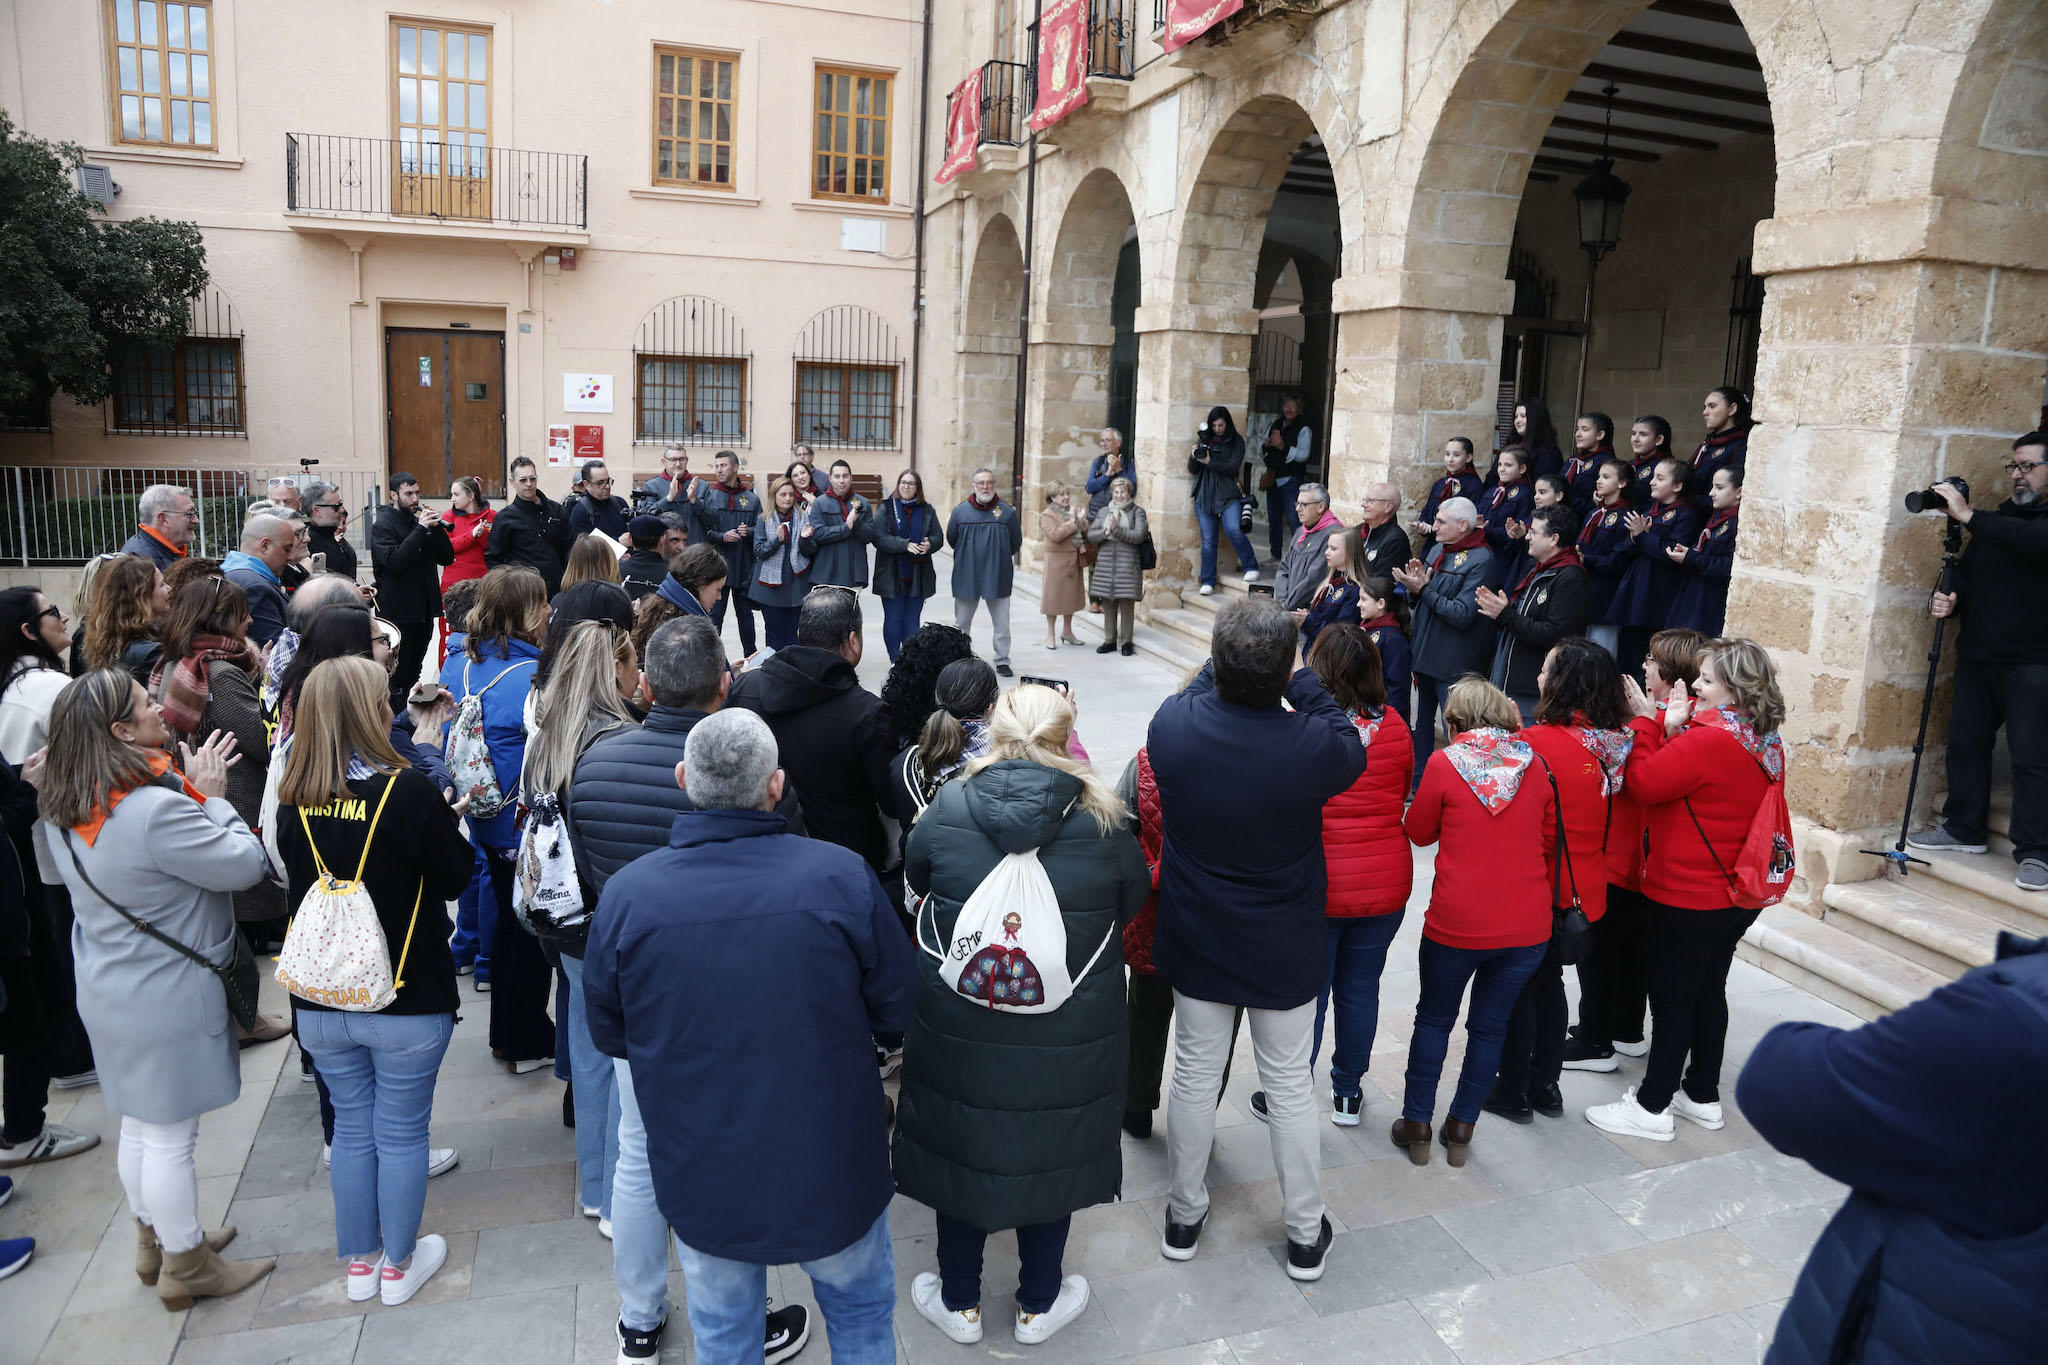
{"left": 1242, "top": 569, "right": 1261, "bottom": 583}
{"left": 598, "top": 1218, "right": 612, "bottom": 1240}
{"left": 912, "top": 1271, "right": 983, "bottom": 1344}
{"left": 506, "top": 1058, "right": 551, "bottom": 1075}
{"left": 0, "top": 1123, "right": 100, "bottom": 1167}
{"left": 1613, "top": 1038, "right": 1650, "bottom": 1058}
{"left": 1585, "top": 1087, "right": 1675, "bottom": 1142}
{"left": 580, "top": 1204, "right": 602, "bottom": 1219}
{"left": 345, "top": 1255, "right": 383, "bottom": 1303}
{"left": 1669, "top": 1093, "right": 1726, "bottom": 1130}
{"left": 426, "top": 1147, "right": 459, "bottom": 1178}
{"left": 1015, "top": 1275, "right": 1089, "bottom": 1345}
{"left": 321, "top": 1144, "right": 330, "bottom": 1168}
{"left": 50, "top": 1071, "right": 98, "bottom": 1091}
{"left": 380, "top": 1233, "right": 447, "bottom": 1306}
{"left": 1198, "top": 584, "right": 1215, "bottom": 596}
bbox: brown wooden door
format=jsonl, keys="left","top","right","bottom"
{"left": 385, "top": 328, "right": 504, "bottom": 498}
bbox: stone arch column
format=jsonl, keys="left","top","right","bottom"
{"left": 951, "top": 214, "right": 1025, "bottom": 510}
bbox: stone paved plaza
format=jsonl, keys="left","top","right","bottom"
{"left": 0, "top": 579, "right": 1851, "bottom": 1364}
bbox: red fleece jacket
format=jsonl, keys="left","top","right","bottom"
{"left": 1624, "top": 715, "right": 1772, "bottom": 909}
{"left": 1404, "top": 748, "right": 1554, "bottom": 949}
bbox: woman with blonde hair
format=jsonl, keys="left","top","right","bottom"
{"left": 82, "top": 554, "right": 170, "bottom": 681}
{"left": 1588, "top": 636, "right": 1788, "bottom": 1143}
{"left": 896, "top": 684, "right": 1148, "bottom": 1347}
{"left": 1086, "top": 477, "right": 1148, "bottom": 656}
{"left": 1037, "top": 482, "right": 1087, "bottom": 649}
{"left": 40, "top": 669, "right": 274, "bottom": 1309}
{"left": 748, "top": 477, "right": 813, "bottom": 650}
{"left": 275, "top": 657, "right": 472, "bottom": 1306}
{"left": 561, "top": 533, "right": 623, "bottom": 592}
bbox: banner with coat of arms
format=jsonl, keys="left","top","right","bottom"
{"left": 1028, "top": 0, "right": 1091, "bottom": 132}
{"left": 934, "top": 70, "right": 983, "bottom": 185}
{"left": 1161, "top": 0, "right": 1246, "bottom": 53}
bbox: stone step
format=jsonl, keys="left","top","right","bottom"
{"left": 1819, "top": 877, "right": 2003, "bottom": 981}
{"left": 1737, "top": 905, "right": 1952, "bottom": 1022}
{"left": 1006, "top": 562, "right": 1209, "bottom": 679}
{"left": 1895, "top": 845, "right": 2048, "bottom": 938}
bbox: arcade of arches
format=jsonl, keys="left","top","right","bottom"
{"left": 918, "top": 0, "right": 2048, "bottom": 910}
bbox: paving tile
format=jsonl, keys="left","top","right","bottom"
{"left": 354, "top": 1281, "right": 578, "bottom": 1362}
{"left": 218, "top": 1189, "right": 341, "bottom": 1259}
{"left": 56, "top": 1204, "right": 162, "bottom": 1319}
{"left": 1410, "top": 1264, "right": 1642, "bottom": 1365}
{"left": 1318, "top": 1153, "right": 1501, "bottom": 1231}
{"left": 899, "top": 1289, "right": 1124, "bottom": 1364}
{"left": 418, "top": 1160, "right": 581, "bottom": 1234}
{"left": 1201, "top": 1112, "right": 1369, "bottom": 1187}
{"left": 1578, "top": 1229, "right": 1793, "bottom": 1332}
{"left": 230, "top": 1132, "right": 324, "bottom": 1202}
{"left": 1726, "top": 1203, "right": 1837, "bottom": 1275}
{"left": 0, "top": 1151, "right": 124, "bottom": 1254}
{"left": 1119, "top": 1343, "right": 1240, "bottom": 1365}
{"left": 1269, "top": 1216, "right": 1488, "bottom": 1317}
{"left": 477, "top": 1112, "right": 579, "bottom": 1171}
{"left": 473, "top": 1216, "right": 618, "bottom": 1297}
{"left": 1121, "top": 1133, "right": 1176, "bottom": 1200}
{"left": 1092, "top": 1249, "right": 1315, "bottom": 1355}
{"left": 34, "top": 1300, "right": 186, "bottom": 1365}
{"left": 1584, "top": 1158, "right": 1789, "bottom": 1242}
{"left": 243, "top": 1231, "right": 477, "bottom": 1332}
{"left": 1458, "top": 1110, "right": 1646, "bottom": 1198}
{"left": 169, "top": 1316, "right": 362, "bottom": 1365}
{"left": 1564, "top": 1310, "right": 1766, "bottom": 1363}
{"left": 1700, "top": 1148, "right": 1848, "bottom": 1212}
{"left": 887, "top": 1191, "right": 937, "bottom": 1239}
{"left": 1434, "top": 1186, "right": 1647, "bottom": 1279}
{"left": 1230, "top": 1299, "right": 1460, "bottom": 1364}
{"left": 1740, "top": 1299, "right": 1787, "bottom": 1342}
{"left": 2, "top": 1248, "right": 89, "bottom": 1363}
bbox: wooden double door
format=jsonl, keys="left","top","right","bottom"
{"left": 386, "top": 328, "right": 504, "bottom": 498}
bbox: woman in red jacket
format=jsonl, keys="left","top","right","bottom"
{"left": 1486, "top": 638, "right": 1631, "bottom": 1122}
{"left": 1395, "top": 678, "right": 1553, "bottom": 1166}
{"left": 1586, "top": 636, "right": 1784, "bottom": 1143}
{"left": 438, "top": 478, "right": 494, "bottom": 591}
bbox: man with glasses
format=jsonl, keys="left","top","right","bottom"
{"left": 1909, "top": 432, "right": 2048, "bottom": 893}
{"left": 487, "top": 456, "right": 574, "bottom": 595}
{"left": 121, "top": 484, "right": 198, "bottom": 568}
{"left": 303, "top": 482, "right": 359, "bottom": 581}
{"left": 568, "top": 460, "right": 630, "bottom": 542}
{"left": 371, "top": 471, "right": 456, "bottom": 712}
{"left": 692, "top": 451, "right": 762, "bottom": 656}
{"left": 1358, "top": 482, "right": 1410, "bottom": 582}
{"left": 1273, "top": 483, "right": 1344, "bottom": 612}
{"left": 636, "top": 445, "right": 702, "bottom": 522}
{"left": 264, "top": 477, "right": 303, "bottom": 515}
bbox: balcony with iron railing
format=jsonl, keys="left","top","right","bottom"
{"left": 284, "top": 133, "right": 588, "bottom": 239}
{"left": 1153, "top": 0, "right": 1331, "bottom": 68}
{"left": 942, "top": 60, "right": 1030, "bottom": 189}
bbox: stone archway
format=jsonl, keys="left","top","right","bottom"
{"left": 949, "top": 213, "right": 1025, "bottom": 507}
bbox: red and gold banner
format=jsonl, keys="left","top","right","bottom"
{"left": 1028, "top": 0, "right": 1091, "bottom": 132}
{"left": 1161, "top": 0, "right": 1245, "bottom": 53}
{"left": 934, "top": 70, "right": 983, "bottom": 185}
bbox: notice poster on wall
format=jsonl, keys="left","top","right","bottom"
{"left": 563, "top": 373, "right": 614, "bottom": 413}
{"left": 934, "top": 70, "right": 983, "bottom": 186}
{"left": 547, "top": 423, "right": 574, "bottom": 467}
{"left": 574, "top": 425, "right": 604, "bottom": 461}
{"left": 1160, "top": 0, "right": 1245, "bottom": 53}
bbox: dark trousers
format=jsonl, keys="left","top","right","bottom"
{"left": 936, "top": 1211, "right": 1071, "bottom": 1315}
{"left": 484, "top": 851, "right": 557, "bottom": 1062}
{"left": 759, "top": 604, "right": 800, "bottom": 650}
{"left": 1265, "top": 474, "right": 1302, "bottom": 560}
{"left": 390, "top": 618, "right": 434, "bottom": 712}
{"left": 1125, "top": 971, "right": 1238, "bottom": 1115}
{"left": 881, "top": 593, "right": 925, "bottom": 661}
{"left": 1638, "top": 901, "right": 1760, "bottom": 1113}
{"left": 1495, "top": 946, "right": 1565, "bottom": 1099}
{"left": 1404, "top": 937, "right": 1546, "bottom": 1124}
{"left": 1410, "top": 673, "right": 1456, "bottom": 790}
{"left": 1312, "top": 912, "right": 1406, "bottom": 1098}
{"left": 33, "top": 880, "right": 93, "bottom": 1079}
{"left": 1575, "top": 888, "right": 1649, "bottom": 1047}
{"left": 1942, "top": 657, "right": 2048, "bottom": 864}
{"left": 0, "top": 956, "right": 51, "bottom": 1145}
{"left": 711, "top": 582, "right": 758, "bottom": 655}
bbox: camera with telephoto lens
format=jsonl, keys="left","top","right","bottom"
{"left": 1904, "top": 475, "right": 1969, "bottom": 515}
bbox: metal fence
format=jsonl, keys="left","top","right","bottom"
{"left": 285, "top": 133, "right": 588, "bottom": 231}
{"left": 0, "top": 465, "right": 381, "bottom": 567}
{"left": 1089, "top": 0, "right": 1140, "bottom": 77}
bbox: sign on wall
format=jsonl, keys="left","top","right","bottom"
{"left": 934, "top": 70, "right": 983, "bottom": 185}
{"left": 563, "top": 373, "right": 614, "bottom": 413}
{"left": 574, "top": 425, "right": 605, "bottom": 461}
{"left": 1029, "top": 0, "right": 1091, "bottom": 131}
{"left": 1161, "top": 0, "right": 1245, "bottom": 53}
{"left": 547, "top": 423, "right": 575, "bottom": 466}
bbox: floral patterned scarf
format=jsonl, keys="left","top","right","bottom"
{"left": 1346, "top": 706, "right": 1384, "bottom": 749}
{"left": 1445, "top": 728, "right": 1534, "bottom": 814}
{"left": 1691, "top": 707, "right": 1784, "bottom": 781}
{"left": 1570, "top": 722, "right": 1635, "bottom": 796}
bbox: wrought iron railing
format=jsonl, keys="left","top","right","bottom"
{"left": 977, "top": 60, "right": 1031, "bottom": 147}
{"left": 1089, "top": 0, "right": 1139, "bottom": 77}
{"left": 285, "top": 133, "right": 588, "bottom": 231}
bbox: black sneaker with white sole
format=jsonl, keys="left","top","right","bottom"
{"left": 616, "top": 1314, "right": 665, "bottom": 1364}
{"left": 1561, "top": 1034, "right": 1619, "bottom": 1072}
{"left": 1248, "top": 1091, "right": 1270, "bottom": 1123}
{"left": 1160, "top": 1212, "right": 1205, "bottom": 1261}
{"left": 765, "top": 1303, "right": 810, "bottom": 1363}
{"left": 876, "top": 1044, "right": 903, "bottom": 1079}
{"left": 1285, "top": 1215, "right": 1335, "bottom": 1282}
{"left": 1331, "top": 1093, "right": 1362, "bottom": 1126}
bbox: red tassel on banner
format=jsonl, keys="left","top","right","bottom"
{"left": 1160, "top": 0, "right": 1246, "bottom": 53}
{"left": 1029, "top": 0, "right": 1092, "bottom": 132}
{"left": 935, "top": 70, "right": 983, "bottom": 185}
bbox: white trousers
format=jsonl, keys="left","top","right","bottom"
{"left": 118, "top": 1115, "right": 203, "bottom": 1253}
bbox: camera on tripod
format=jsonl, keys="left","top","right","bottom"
{"left": 1904, "top": 475, "right": 1969, "bottom": 515}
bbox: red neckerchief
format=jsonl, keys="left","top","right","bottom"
{"left": 1359, "top": 611, "right": 1400, "bottom": 634}
{"left": 1690, "top": 706, "right": 1784, "bottom": 781}
{"left": 1312, "top": 571, "right": 1349, "bottom": 607}
{"left": 1487, "top": 477, "right": 1523, "bottom": 511}
{"left": 1512, "top": 546, "right": 1581, "bottom": 599}
{"left": 138, "top": 524, "right": 189, "bottom": 560}
{"left": 1578, "top": 495, "right": 1624, "bottom": 547}
{"left": 1697, "top": 508, "right": 1739, "bottom": 549}
{"left": 73, "top": 750, "right": 204, "bottom": 846}
{"left": 1435, "top": 528, "right": 1487, "bottom": 557}
{"left": 1562, "top": 445, "right": 1612, "bottom": 483}
{"left": 1693, "top": 427, "right": 1744, "bottom": 467}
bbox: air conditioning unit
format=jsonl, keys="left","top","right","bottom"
{"left": 77, "top": 164, "right": 120, "bottom": 208}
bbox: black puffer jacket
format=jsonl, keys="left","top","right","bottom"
{"left": 894, "top": 760, "right": 1148, "bottom": 1232}
{"left": 726, "top": 646, "right": 895, "bottom": 873}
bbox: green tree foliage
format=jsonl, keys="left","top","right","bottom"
{"left": 0, "top": 108, "right": 209, "bottom": 409}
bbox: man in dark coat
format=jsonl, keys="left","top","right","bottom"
{"left": 726, "top": 588, "right": 896, "bottom": 876}
{"left": 582, "top": 708, "right": 914, "bottom": 1364}
{"left": 370, "top": 471, "right": 455, "bottom": 710}
{"left": 1477, "top": 505, "right": 1591, "bottom": 723}
{"left": 807, "top": 460, "right": 876, "bottom": 589}
{"left": 1395, "top": 496, "right": 1496, "bottom": 781}
{"left": 1737, "top": 931, "right": 2048, "bottom": 1364}
{"left": 691, "top": 451, "right": 762, "bottom": 656}
{"left": 566, "top": 460, "right": 630, "bottom": 541}
{"left": 486, "top": 456, "right": 574, "bottom": 595}
{"left": 1358, "top": 482, "right": 1412, "bottom": 583}
{"left": 635, "top": 445, "right": 703, "bottom": 518}
{"left": 119, "top": 483, "right": 196, "bottom": 569}
{"left": 946, "top": 469, "right": 1023, "bottom": 676}
{"left": 1147, "top": 596, "right": 1366, "bottom": 1282}
{"left": 303, "top": 483, "right": 358, "bottom": 581}
{"left": 617, "top": 515, "right": 676, "bottom": 602}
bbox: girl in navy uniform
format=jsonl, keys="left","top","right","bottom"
{"left": 1690, "top": 387, "right": 1750, "bottom": 519}
{"left": 1418, "top": 439, "right": 1485, "bottom": 549}
{"left": 1626, "top": 415, "right": 1674, "bottom": 509}
{"left": 1498, "top": 474, "right": 1569, "bottom": 592}
{"left": 1666, "top": 465, "right": 1742, "bottom": 636}
{"left": 1563, "top": 412, "right": 1616, "bottom": 517}
{"left": 1578, "top": 460, "right": 1637, "bottom": 658}
{"left": 1358, "top": 576, "right": 1412, "bottom": 728}
{"left": 1508, "top": 399, "right": 1566, "bottom": 483}
{"left": 1609, "top": 458, "right": 1702, "bottom": 678}
{"left": 1480, "top": 447, "right": 1536, "bottom": 589}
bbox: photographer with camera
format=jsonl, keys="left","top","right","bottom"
{"left": 1189, "top": 407, "right": 1261, "bottom": 596}
{"left": 1906, "top": 435, "right": 2048, "bottom": 893}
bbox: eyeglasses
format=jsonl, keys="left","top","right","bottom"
{"left": 2005, "top": 461, "right": 2045, "bottom": 475}
{"left": 589, "top": 479, "right": 614, "bottom": 487}
{"left": 806, "top": 584, "right": 857, "bottom": 601}
{"left": 33, "top": 605, "right": 62, "bottom": 624}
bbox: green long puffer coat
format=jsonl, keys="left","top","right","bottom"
{"left": 895, "top": 758, "right": 1149, "bottom": 1232}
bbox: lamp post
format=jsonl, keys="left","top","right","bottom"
{"left": 1571, "top": 83, "right": 1631, "bottom": 418}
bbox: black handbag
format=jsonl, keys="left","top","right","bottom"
{"left": 64, "top": 834, "right": 263, "bottom": 1032}
{"left": 1137, "top": 531, "right": 1158, "bottom": 572}
{"left": 1542, "top": 767, "right": 1591, "bottom": 966}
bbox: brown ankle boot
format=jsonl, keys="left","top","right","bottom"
{"left": 135, "top": 1221, "right": 238, "bottom": 1285}
{"left": 1440, "top": 1118, "right": 1475, "bottom": 1167}
{"left": 155, "top": 1241, "right": 274, "bottom": 1311}
{"left": 1389, "top": 1118, "right": 1432, "bottom": 1166}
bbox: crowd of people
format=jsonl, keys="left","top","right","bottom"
{"left": 0, "top": 422, "right": 2040, "bottom": 1365}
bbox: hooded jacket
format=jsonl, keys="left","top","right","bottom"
{"left": 894, "top": 761, "right": 1148, "bottom": 1232}
{"left": 725, "top": 645, "right": 896, "bottom": 872}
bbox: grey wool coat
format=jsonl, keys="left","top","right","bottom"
{"left": 52, "top": 780, "right": 271, "bottom": 1123}
{"left": 946, "top": 498, "right": 1024, "bottom": 601}
{"left": 1086, "top": 502, "right": 1149, "bottom": 602}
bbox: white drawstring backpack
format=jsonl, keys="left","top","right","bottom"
{"left": 275, "top": 778, "right": 422, "bottom": 1012}
{"left": 917, "top": 843, "right": 1115, "bottom": 1015}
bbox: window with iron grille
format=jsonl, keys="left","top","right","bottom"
{"left": 112, "top": 337, "right": 244, "bottom": 432}
{"left": 0, "top": 392, "right": 52, "bottom": 432}
{"left": 654, "top": 48, "right": 736, "bottom": 189}
{"left": 638, "top": 357, "right": 746, "bottom": 443}
{"left": 107, "top": 0, "right": 215, "bottom": 148}
{"left": 793, "top": 306, "right": 901, "bottom": 449}
{"left": 812, "top": 67, "right": 891, "bottom": 202}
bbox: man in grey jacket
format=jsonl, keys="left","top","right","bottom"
{"left": 945, "top": 469, "right": 1023, "bottom": 676}
{"left": 1393, "top": 497, "right": 1495, "bottom": 782}
{"left": 1273, "top": 483, "right": 1344, "bottom": 611}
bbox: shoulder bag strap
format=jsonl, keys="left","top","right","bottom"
{"left": 62, "top": 830, "right": 220, "bottom": 974}
{"left": 1684, "top": 795, "right": 1742, "bottom": 897}
{"left": 1541, "top": 761, "right": 1580, "bottom": 908}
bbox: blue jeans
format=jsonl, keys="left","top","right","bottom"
{"left": 1312, "top": 912, "right": 1406, "bottom": 1098}
{"left": 553, "top": 966, "right": 571, "bottom": 1083}
{"left": 676, "top": 1208, "right": 895, "bottom": 1365}
{"left": 1411, "top": 673, "right": 1455, "bottom": 790}
{"left": 612, "top": 1058, "right": 670, "bottom": 1333}
{"left": 453, "top": 839, "right": 492, "bottom": 980}
{"left": 1193, "top": 500, "right": 1259, "bottom": 586}
{"left": 759, "top": 604, "right": 800, "bottom": 650}
{"left": 1403, "top": 938, "right": 1547, "bottom": 1124}
{"left": 1266, "top": 474, "right": 1303, "bottom": 560}
{"left": 297, "top": 1009, "right": 455, "bottom": 1265}
{"left": 559, "top": 953, "right": 619, "bottom": 1218}
{"left": 880, "top": 593, "right": 924, "bottom": 661}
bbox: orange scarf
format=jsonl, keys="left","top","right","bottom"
{"left": 72, "top": 750, "right": 204, "bottom": 847}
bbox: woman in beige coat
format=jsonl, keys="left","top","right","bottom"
{"left": 1038, "top": 483, "right": 1088, "bottom": 649}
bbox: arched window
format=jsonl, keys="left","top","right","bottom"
{"left": 110, "top": 284, "right": 244, "bottom": 435}
{"left": 793, "top": 306, "right": 901, "bottom": 449}
{"left": 634, "top": 296, "right": 749, "bottom": 444}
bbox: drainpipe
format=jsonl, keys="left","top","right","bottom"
{"left": 1010, "top": 0, "right": 1045, "bottom": 503}
{"left": 909, "top": 0, "right": 935, "bottom": 473}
